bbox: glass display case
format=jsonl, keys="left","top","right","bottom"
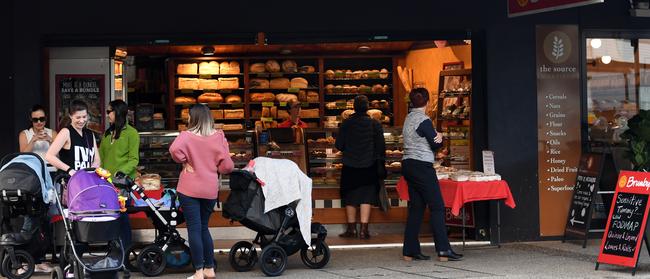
{"left": 382, "top": 127, "right": 404, "bottom": 185}
{"left": 138, "top": 130, "right": 257, "bottom": 188}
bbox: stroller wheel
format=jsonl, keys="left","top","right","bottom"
{"left": 51, "top": 266, "right": 64, "bottom": 279}
{"left": 136, "top": 245, "right": 166, "bottom": 277}
{"left": 300, "top": 238, "right": 330, "bottom": 269}
{"left": 228, "top": 241, "right": 257, "bottom": 272}
{"left": 124, "top": 246, "right": 139, "bottom": 272}
{"left": 1, "top": 249, "right": 35, "bottom": 279}
{"left": 259, "top": 243, "right": 287, "bottom": 277}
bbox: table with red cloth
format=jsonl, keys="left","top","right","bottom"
{"left": 438, "top": 179, "right": 516, "bottom": 216}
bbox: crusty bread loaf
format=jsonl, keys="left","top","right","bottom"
{"left": 270, "top": 78, "right": 290, "bottom": 89}
{"left": 306, "top": 91, "right": 319, "bottom": 102}
{"left": 197, "top": 93, "right": 223, "bottom": 103}
{"left": 222, "top": 124, "right": 243, "bottom": 131}
{"left": 275, "top": 93, "right": 298, "bottom": 102}
{"left": 300, "top": 108, "right": 319, "bottom": 118}
{"left": 250, "top": 63, "right": 266, "bottom": 73}
{"left": 178, "top": 78, "right": 199, "bottom": 90}
{"left": 175, "top": 96, "right": 197, "bottom": 105}
{"left": 219, "top": 62, "right": 230, "bottom": 74}
{"left": 199, "top": 62, "right": 219, "bottom": 75}
{"left": 341, "top": 109, "right": 354, "bottom": 119}
{"left": 282, "top": 60, "right": 297, "bottom": 73}
{"left": 367, "top": 109, "right": 383, "bottom": 120}
{"left": 250, "top": 79, "right": 270, "bottom": 89}
{"left": 177, "top": 63, "right": 198, "bottom": 74}
{"left": 211, "top": 109, "right": 224, "bottom": 119}
{"left": 225, "top": 61, "right": 241, "bottom": 74}
{"left": 224, "top": 109, "right": 244, "bottom": 119}
{"left": 265, "top": 60, "right": 281, "bottom": 73}
{"left": 290, "top": 77, "right": 308, "bottom": 89}
{"left": 250, "top": 93, "right": 276, "bottom": 102}
{"left": 198, "top": 79, "right": 219, "bottom": 90}
{"left": 225, "top": 95, "right": 242, "bottom": 104}
{"left": 218, "top": 77, "right": 239, "bottom": 89}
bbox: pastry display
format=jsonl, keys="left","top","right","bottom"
{"left": 218, "top": 77, "right": 239, "bottom": 89}
{"left": 250, "top": 63, "right": 266, "bottom": 73}
{"left": 250, "top": 92, "right": 276, "bottom": 102}
{"left": 225, "top": 95, "right": 242, "bottom": 104}
{"left": 290, "top": 77, "right": 308, "bottom": 88}
{"left": 198, "top": 79, "right": 219, "bottom": 90}
{"left": 177, "top": 63, "right": 198, "bottom": 75}
{"left": 174, "top": 96, "right": 197, "bottom": 105}
{"left": 178, "top": 78, "right": 199, "bottom": 90}
{"left": 250, "top": 78, "right": 270, "bottom": 89}
{"left": 281, "top": 60, "right": 298, "bottom": 73}
{"left": 199, "top": 61, "right": 219, "bottom": 75}
{"left": 265, "top": 60, "right": 281, "bottom": 73}
{"left": 197, "top": 93, "right": 223, "bottom": 103}
{"left": 270, "top": 78, "right": 291, "bottom": 89}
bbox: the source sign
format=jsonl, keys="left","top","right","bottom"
{"left": 508, "top": 0, "right": 604, "bottom": 17}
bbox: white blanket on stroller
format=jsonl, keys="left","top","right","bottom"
{"left": 252, "top": 157, "right": 312, "bottom": 245}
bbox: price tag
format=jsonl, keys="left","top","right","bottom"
{"left": 279, "top": 102, "right": 287, "bottom": 107}
{"left": 270, "top": 73, "right": 284, "bottom": 78}
{"left": 482, "top": 150, "right": 495, "bottom": 175}
{"left": 210, "top": 103, "right": 221, "bottom": 108}
{"left": 257, "top": 73, "right": 269, "bottom": 78}
{"left": 262, "top": 102, "right": 274, "bottom": 107}
{"left": 180, "top": 89, "right": 194, "bottom": 94}
{"left": 287, "top": 88, "right": 300, "bottom": 93}
{"left": 301, "top": 102, "right": 310, "bottom": 108}
{"left": 199, "top": 74, "right": 212, "bottom": 79}
{"left": 231, "top": 103, "right": 244, "bottom": 108}
{"left": 261, "top": 117, "right": 274, "bottom": 122}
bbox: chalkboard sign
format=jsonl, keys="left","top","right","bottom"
{"left": 564, "top": 153, "right": 605, "bottom": 242}
{"left": 597, "top": 171, "right": 650, "bottom": 270}
{"left": 55, "top": 74, "right": 105, "bottom": 134}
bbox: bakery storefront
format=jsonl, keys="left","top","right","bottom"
{"left": 47, "top": 34, "right": 493, "bottom": 240}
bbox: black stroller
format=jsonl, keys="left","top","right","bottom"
{"left": 50, "top": 169, "right": 129, "bottom": 279}
{"left": 222, "top": 169, "right": 330, "bottom": 277}
{"left": 111, "top": 172, "right": 190, "bottom": 277}
{"left": 0, "top": 153, "right": 53, "bottom": 279}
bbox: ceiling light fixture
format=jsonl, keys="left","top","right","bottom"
{"left": 590, "top": 39, "right": 602, "bottom": 49}
{"left": 357, "top": 45, "right": 371, "bottom": 52}
{"left": 201, "top": 46, "right": 215, "bottom": 56}
{"left": 601, "top": 55, "right": 612, "bottom": 64}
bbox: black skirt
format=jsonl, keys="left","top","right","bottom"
{"left": 340, "top": 164, "right": 380, "bottom": 206}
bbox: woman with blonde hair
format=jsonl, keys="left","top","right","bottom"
{"left": 169, "top": 104, "right": 234, "bottom": 279}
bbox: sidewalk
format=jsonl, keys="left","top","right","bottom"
{"left": 30, "top": 237, "right": 650, "bottom": 278}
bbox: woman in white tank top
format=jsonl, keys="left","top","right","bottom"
{"left": 18, "top": 105, "right": 58, "bottom": 160}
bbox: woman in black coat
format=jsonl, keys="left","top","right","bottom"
{"left": 335, "top": 95, "right": 386, "bottom": 239}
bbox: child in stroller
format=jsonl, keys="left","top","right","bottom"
{"left": 111, "top": 172, "right": 191, "bottom": 277}
{"left": 51, "top": 168, "right": 129, "bottom": 279}
{"left": 223, "top": 169, "right": 330, "bottom": 277}
{"left": 0, "top": 152, "right": 55, "bottom": 279}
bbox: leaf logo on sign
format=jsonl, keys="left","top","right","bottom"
{"left": 552, "top": 36, "right": 564, "bottom": 60}
{"left": 619, "top": 175, "right": 628, "bottom": 188}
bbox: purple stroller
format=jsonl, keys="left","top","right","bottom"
{"left": 51, "top": 169, "right": 129, "bottom": 279}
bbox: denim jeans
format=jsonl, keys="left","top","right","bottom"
{"left": 178, "top": 193, "right": 216, "bottom": 270}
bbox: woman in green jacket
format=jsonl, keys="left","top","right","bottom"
{"left": 99, "top": 99, "right": 139, "bottom": 252}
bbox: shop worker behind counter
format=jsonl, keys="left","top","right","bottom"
{"left": 401, "top": 88, "right": 463, "bottom": 262}
{"left": 278, "top": 100, "right": 308, "bottom": 128}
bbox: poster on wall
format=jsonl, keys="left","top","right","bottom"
{"left": 508, "top": 0, "right": 604, "bottom": 17}
{"left": 536, "top": 25, "right": 582, "bottom": 236}
{"left": 55, "top": 74, "right": 105, "bottom": 134}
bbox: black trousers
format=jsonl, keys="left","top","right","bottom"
{"left": 401, "top": 159, "right": 451, "bottom": 256}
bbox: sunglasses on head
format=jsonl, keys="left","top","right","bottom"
{"left": 31, "top": 117, "right": 47, "bottom": 123}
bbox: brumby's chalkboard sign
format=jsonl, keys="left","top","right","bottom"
{"left": 564, "top": 153, "right": 605, "bottom": 241}
{"left": 597, "top": 171, "right": 650, "bottom": 271}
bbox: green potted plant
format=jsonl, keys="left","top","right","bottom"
{"left": 620, "top": 110, "right": 650, "bottom": 171}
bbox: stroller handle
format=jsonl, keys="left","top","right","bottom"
{"left": 112, "top": 171, "right": 134, "bottom": 189}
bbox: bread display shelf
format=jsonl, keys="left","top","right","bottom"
{"left": 176, "top": 89, "right": 245, "bottom": 92}
{"left": 324, "top": 92, "right": 391, "bottom": 96}
{"left": 248, "top": 87, "right": 320, "bottom": 91}
{"left": 324, "top": 77, "right": 391, "bottom": 82}
{"left": 249, "top": 102, "right": 320, "bottom": 106}
{"left": 249, "top": 72, "right": 320, "bottom": 77}
{"left": 439, "top": 91, "right": 471, "bottom": 97}
{"left": 310, "top": 158, "right": 342, "bottom": 164}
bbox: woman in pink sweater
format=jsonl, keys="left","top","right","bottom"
{"left": 169, "top": 104, "right": 234, "bottom": 279}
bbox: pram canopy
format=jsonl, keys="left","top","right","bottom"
{"left": 0, "top": 153, "right": 52, "bottom": 203}
{"left": 67, "top": 170, "right": 120, "bottom": 220}
{"left": 223, "top": 170, "right": 283, "bottom": 234}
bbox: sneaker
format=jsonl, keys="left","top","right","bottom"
{"left": 34, "top": 263, "right": 53, "bottom": 273}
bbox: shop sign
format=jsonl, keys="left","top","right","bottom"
{"left": 563, "top": 153, "right": 605, "bottom": 239}
{"left": 536, "top": 25, "right": 581, "bottom": 236}
{"left": 55, "top": 74, "right": 105, "bottom": 133}
{"left": 508, "top": 0, "right": 604, "bottom": 17}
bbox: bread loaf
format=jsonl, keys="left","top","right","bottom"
{"left": 265, "top": 60, "right": 281, "bottom": 73}
{"left": 299, "top": 66, "right": 315, "bottom": 73}
{"left": 372, "top": 84, "right": 384, "bottom": 94}
{"left": 225, "top": 61, "right": 240, "bottom": 74}
{"left": 177, "top": 63, "right": 198, "bottom": 74}
{"left": 199, "top": 62, "right": 219, "bottom": 75}
{"left": 325, "top": 70, "right": 335, "bottom": 79}
{"left": 306, "top": 91, "right": 319, "bottom": 102}
{"left": 325, "top": 84, "right": 335, "bottom": 93}
{"left": 224, "top": 109, "right": 244, "bottom": 119}
{"left": 219, "top": 62, "right": 230, "bottom": 74}
{"left": 222, "top": 124, "right": 243, "bottom": 131}
{"left": 262, "top": 107, "right": 270, "bottom": 117}
{"left": 275, "top": 93, "right": 298, "bottom": 102}
{"left": 282, "top": 60, "right": 297, "bottom": 73}
{"left": 175, "top": 96, "right": 197, "bottom": 105}
{"left": 270, "top": 78, "right": 290, "bottom": 89}
{"left": 211, "top": 109, "right": 224, "bottom": 119}
{"left": 198, "top": 79, "right": 219, "bottom": 90}
{"left": 380, "top": 68, "right": 389, "bottom": 79}
{"left": 271, "top": 106, "right": 278, "bottom": 118}
{"left": 341, "top": 109, "right": 354, "bottom": 119}
{"left": 178, "top": 78, "right": 199, "bottom": 90}
{"left": 197, "top": 93, "right": 223, "bottom": 103}
{"left": 299, "top": 108, "right": 319, "bottom": 118}
{"left": 218, "top": 77, "right": 239, "bottom": 89}
{"left": 298, "top": 90, "right": 307, "bottom": 102}
{"left": 250, "top": 63, "right": 266, "bottom": 73}
{"left": 250, "top": 78, "right": 270, "bottom": 89}
{"left": 250, "top": 93, "right": 276, "bottom": 102}
{"left": 367, "top": 109, "right": 383, "bottom": 120}
{"left": 181, "top": 108, "right": 190, "bottom": 121}
{"left": 225, "top": 95, "right": 242, "bottom": 104}
{"left": 290, "top": 77, "right": 308, "bottom": 88}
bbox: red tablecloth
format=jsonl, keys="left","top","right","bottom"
{"left": 439, "top": 179, "right": 516, "bottom": 216}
